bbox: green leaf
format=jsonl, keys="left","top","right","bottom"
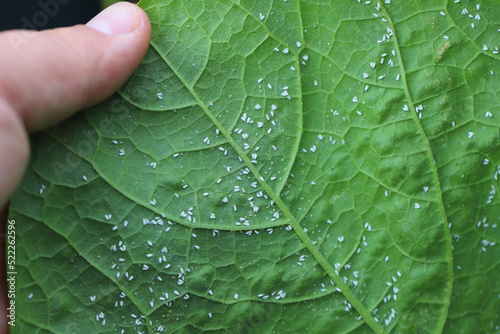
{"left": 9, "top": 0, "right": 500, "bottom": 333}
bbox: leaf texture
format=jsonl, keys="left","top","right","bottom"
{"left": 9, "top": 0, "right": 500, "bottom": 333}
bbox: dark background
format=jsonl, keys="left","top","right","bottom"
{"left": 0, "top": 0, "right": 100, "bottom": 31}
{"left": 0, "top": 0, "right": 138, "bottom": 32}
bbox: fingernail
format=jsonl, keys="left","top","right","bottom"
{"left": 86, "top": 2, "right": 141, "bottom": 35}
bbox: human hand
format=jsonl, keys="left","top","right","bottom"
{"left": 0, "top": 2, "right": 151, "bottom": 332}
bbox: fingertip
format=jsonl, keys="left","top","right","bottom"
{"left": 86, "top": 2, "right": 151, "bottom": 37}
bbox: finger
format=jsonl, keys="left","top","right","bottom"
{"left": 0, "top": 99, "right": 29, "bottom": 207}
{"left": 0, "top": 1, "right": 151, "bottom": 132}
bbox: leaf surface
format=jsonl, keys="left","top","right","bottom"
{"left": 9, "top": 0, "right": 500, "bottom": 333}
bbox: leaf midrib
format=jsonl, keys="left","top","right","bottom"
{"left": 147, "top": 7, "right": 386, "bottom": 332}
{"left": 379, "top": 3, "right": 454, "bottom": 333}
{"left": 228, "top": 0, "right": 304, "bottom": 198}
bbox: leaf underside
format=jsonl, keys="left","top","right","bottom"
{"left": 9, "top": 0, "right": 500, "bottom": 333}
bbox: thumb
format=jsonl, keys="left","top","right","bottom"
{"left": 0, "top": 1, "right": 151, "bottom": 132}
{"left": 0, "top": 1, "right": 151, "bottom": 206}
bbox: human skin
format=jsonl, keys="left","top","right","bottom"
{"left": 0, "top": 2, "right": 151, "bottom": 332}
